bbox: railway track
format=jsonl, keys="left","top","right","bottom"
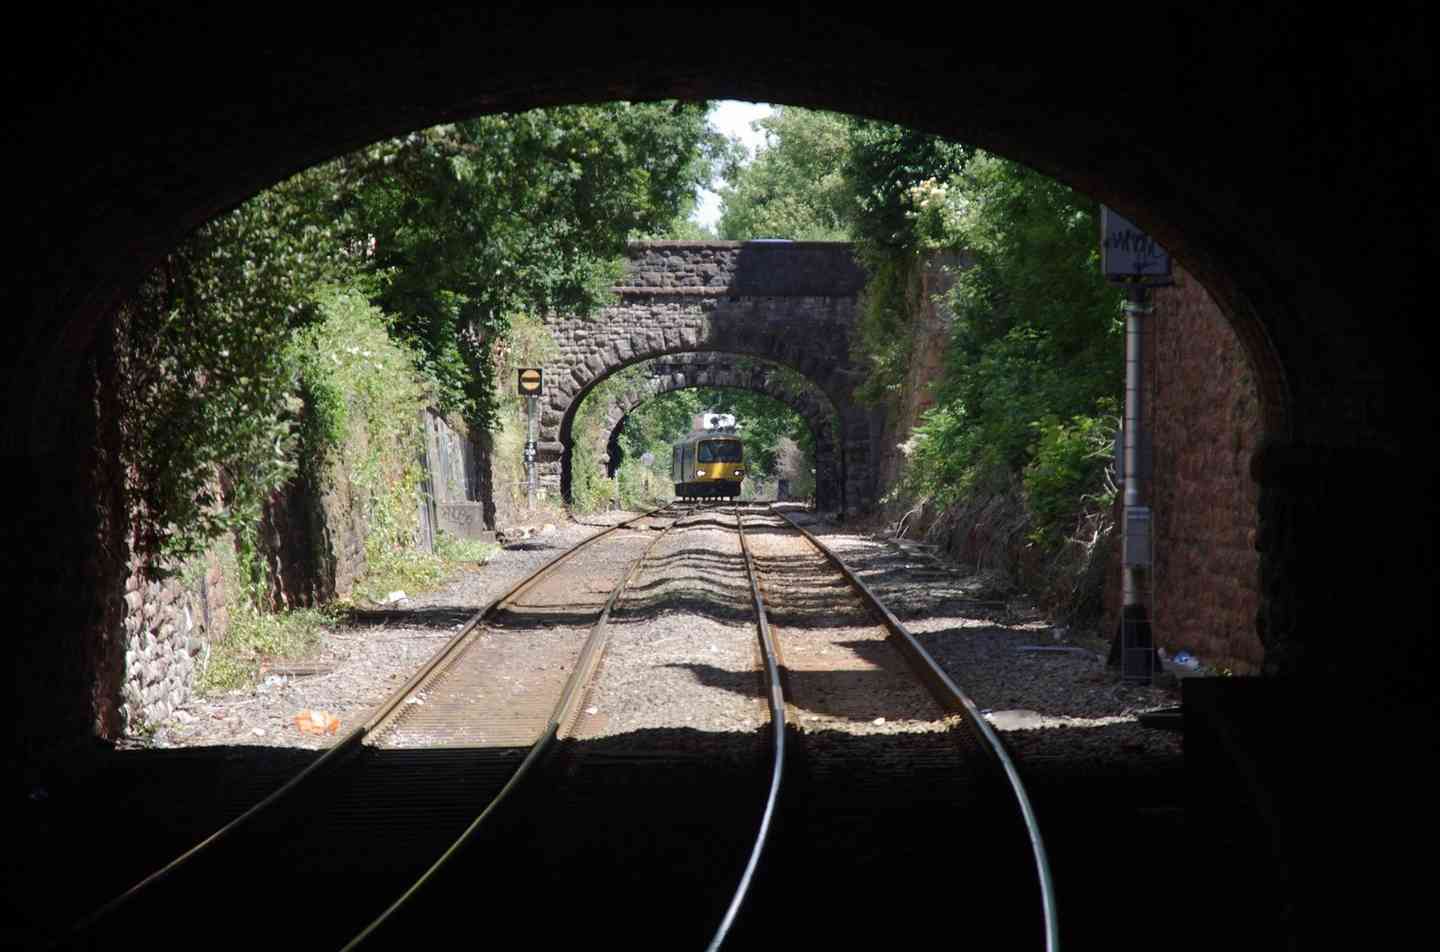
{"left": 342, "top": 502, "right": 1054, "bottom": 949}
{"left": 346, "top": 504, "right": 786, "bottom": 947}
{"left": 55, "top": 505, "right": 682, "bottom": 951}
{"left": 54, "top": 500, "right": 1054, "bottom": 950}
{"left": 729, "top": 505, "right": 1056, "bottom": 950}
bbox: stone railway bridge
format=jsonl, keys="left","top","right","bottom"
{"left": 538, "top": 242, "right": 876, "bottom": 513}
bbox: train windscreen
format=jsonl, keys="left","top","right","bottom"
{"left": 698, "top": 440, "right": 743, "bottom": 463}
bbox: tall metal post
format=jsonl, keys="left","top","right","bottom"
{"left": 525, "top": 394, "right": 538, "bottom": 511}
{"left": 1100, "top": 206, "right": 1167, "bottom": 684}
{"left": 1120, "top": 286, "right": 1155, "bottom": 683}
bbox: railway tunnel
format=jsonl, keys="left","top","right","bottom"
{"left": 561, "top": 350, "right": 844, "bottom": 509}
{"left": 3, "top": 8, "right": 1432, "bottom": 949}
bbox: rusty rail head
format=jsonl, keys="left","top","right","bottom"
{"left": 769, "top": 506, "right": 1059, "bottom": 952}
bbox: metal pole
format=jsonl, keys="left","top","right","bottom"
{"left": 1121, "top": 286, "right": 1154, "bottom": 683}
{"left": 525, "top": 394, "right": 538, "bottom": 511}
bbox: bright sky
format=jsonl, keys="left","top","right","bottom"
{"left": 692, "top": 101, "right": 773, "bottom": 231}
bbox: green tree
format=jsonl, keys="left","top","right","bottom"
{"left": 115, "top": 102, "right": 727, "bottom": 570}
{"left": 906, "top": 153, "right": 1123, "bottom": 540}
{"left": 717, "top": 107, "right": 853, "bottom": 240}
{"left": 337, "top": 102, "right": 727, "bottom": 431}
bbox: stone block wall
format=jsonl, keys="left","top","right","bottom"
{"left": 617, "top": 241, "right": 867, "bottom": 296}
{"left": 539, "top": 241, "right": 877, "bottom": 514}
{"left": 256, "top": 460, "right": 368, "bottom": 610}
{"left": 424, "top": 409, "right": 495, "bottom": 539}
{"left": 119, "top": 548, "right": 229, "bottom": 732}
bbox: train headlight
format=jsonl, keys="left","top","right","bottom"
{"left": 695, "top": 468, "right": 707, "bottom": 476}
{"left": 734, "top": 468, "right": 745, "bottom": 475}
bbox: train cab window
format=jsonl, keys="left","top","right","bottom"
{"left": 698, "top": 440, "right": 742, "bottom": 463}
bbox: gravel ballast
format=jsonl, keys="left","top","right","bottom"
{"left": 784, "top": 507, "right": 1183, "bottom": 773}
{"left": 141, "top": 505, "right": 1180, "bottom": 780}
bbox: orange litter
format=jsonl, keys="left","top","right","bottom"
{"left": 293, "top": 709, "right": 341, "bottom": 735}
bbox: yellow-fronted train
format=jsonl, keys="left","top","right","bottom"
{"left": 671, "top": 423, "right": 745, "bottom": 501}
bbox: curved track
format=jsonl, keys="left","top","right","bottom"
{"left": 55, "top": 501, "right": 1055, "bottom": 950}
{"left": 743, "top": 505, "right": 1058, "bottom": 951}
{"left": 56, "top": 507, "right": 680, "bottom": 951}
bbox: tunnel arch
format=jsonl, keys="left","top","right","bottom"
{"left": 562, "top": 352, "right": 842, "bottom": 508}
{"left": 12, "top": 11, "right": 1375, "bottom": 463}
{"left": 5, "top": 10, "right": 1432, "bottom": 778}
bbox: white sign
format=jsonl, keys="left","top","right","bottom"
{"left": 1101, "top": 207, "right": 1172, "bottom": 285}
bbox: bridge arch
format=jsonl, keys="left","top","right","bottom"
{"left": 540, "top": 242, "right": 881, "bottom": 514}
{"left": 562, "top": 352, "right": 842, "bottom": 508}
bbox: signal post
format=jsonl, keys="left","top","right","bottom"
{"left": 517, "top": 368, "right": 543, "bottom": 510}
{"left": 1100, "top": 207, "right": 1171, "bottom": 684}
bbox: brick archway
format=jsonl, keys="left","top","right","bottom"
{"left": 564, "top": 352, "right": 842, "bottom": 508}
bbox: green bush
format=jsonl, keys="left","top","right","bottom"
{"left": 1023, "top": 407, "right": 1118, "bottom": 546}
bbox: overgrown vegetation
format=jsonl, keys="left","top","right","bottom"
{"left": 717, "top": 108, "right": 968, "bottom": 403}
{"left": 339, "top": 103, "right": 729, "bottom": 432}
{"left": 114, "top": 103, "right": 725, "bottom": 694}
{"left": 900, "top": 154, "right": 1123, "bottom": 547}
{"left": 488, "top": 310, "right": 564, "bottom": 516}
{"left": 117, "top": 102, "right": 724, "bottom": 577}
{"left": 719, "top": 108, "right": 1123, "bottom": 623}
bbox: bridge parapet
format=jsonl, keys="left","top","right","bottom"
{"left": 614, "top": 240, "right": 868, "bottom": 297}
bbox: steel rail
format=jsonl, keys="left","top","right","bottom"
{"left": 769, "top": 506, "right": 1060, "bottom": 952}
{"left": 342, "top": 504, "right": 685, "bottom": 949}
{"left": 62, "top": 505, "right": 675, "bottom": 944}
{"left": 703, "top": 507, "right": 789, "bottom": 951}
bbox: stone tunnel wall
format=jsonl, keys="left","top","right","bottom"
{"left": 118, "top": 549, "right": 230, "bottom": 732}
{"left": 108, "top": 405, "right": 488, "bottom": 736}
